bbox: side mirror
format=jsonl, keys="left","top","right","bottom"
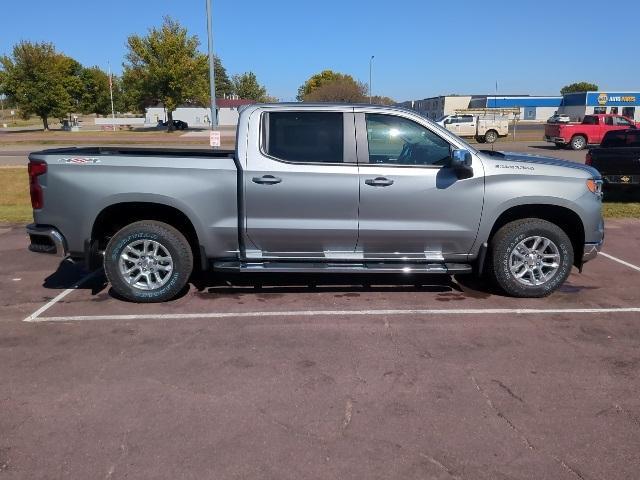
{"left": 444, "top": 119, "right": 452, "bottom": 125}
{"left": 450, "top": 149, "right": 473, "bottom": 178}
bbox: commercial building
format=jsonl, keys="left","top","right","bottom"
{"left": 558, "top": 91, "right": 640, "bottom": 122}
{"left": 397, "top": 95, "right": 472, "bottom": 120}
{"left": 471, "top": 96, "right": 562, "bottom": 121}
{"left": 399, "top": 95, "right": 563, "bottom": 122}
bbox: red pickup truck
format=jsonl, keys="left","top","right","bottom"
{"left": 544, "top": 114, "right": 639, "bottom": 150}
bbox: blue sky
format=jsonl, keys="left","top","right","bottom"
{"left": 1, "top": 0, "right": 637, "bottom": 101}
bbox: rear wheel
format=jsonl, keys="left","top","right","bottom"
{"left": 484, "top": 130, "right": 498, "bottom": 143}
{"left": 104, "top": 221, "right": 193, "bottom": 302}
{"left": 488, "top": 219, "right": 573, "bottom": 297}
{"left": 570, "top": 135, "right": 587, "bottom": 150}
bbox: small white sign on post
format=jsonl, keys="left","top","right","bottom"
{"left": 209, "top": 130, "right": 221, "bottom": 148}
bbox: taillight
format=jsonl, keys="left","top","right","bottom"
{"left": 28, "top": 160, "right": 47, "bottom": 209}
{"left": 585, "top": 152, "right": 592, "bottom": 166}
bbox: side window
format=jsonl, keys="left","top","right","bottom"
{"left": 263, "top": 112, "right": 344, "bottom": 163}
{"left": 460, "top": 115, "right": 474, "bottom": 123}
{"left": 604, "top": 117, "right": 614, "bottom": 126}
{"left": 365, "top": 113, "right": 451, "bottom": 166}
{"left": 614, "top": 116, "right": 633, "bottom": 127}
{"left": 583, "top": 116, "right": 599, "bottom": 125}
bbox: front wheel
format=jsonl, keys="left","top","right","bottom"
{"left": 488, "top": 219, "right": 573, "bottom": 297}
{"left": 104, "top": 221, "right": 193, "bottom": 302}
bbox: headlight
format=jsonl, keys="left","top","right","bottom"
{"left": 586, "top": 178, "right": 603, "bottom": 197}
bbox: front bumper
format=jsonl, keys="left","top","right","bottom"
{"left": 26, "top": 224, "right": 68, "bottom": 257}
{"left": 582, "top": 239, "right": 603, "bottom": 263}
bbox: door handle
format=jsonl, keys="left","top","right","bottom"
{"left": 252, "top": 175, "right": 282, "bottom": 185}
{"left": 365, "top": 177, "right": 394, "bottom": 187}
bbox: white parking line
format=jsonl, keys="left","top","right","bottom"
{"left": 600, "top": 252, "right": 640, "bottom": 273}
{"left": 23, "top": 269, "right": 103, "bottom": 322}
{"left": 27, "top": 307, "right": 640, "bottom": 323}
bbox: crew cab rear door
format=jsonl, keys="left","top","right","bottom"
{"left": 354, "top": 110, "right": 484, "bottom": 261}
{"left": 242, "top": 109, "right": 360, "bottom": 259}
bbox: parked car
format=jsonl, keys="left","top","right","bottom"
{"left": 586, "top": 129, "right": 640, "bottom": 188}
{"left": 544, "top": 114, "right": 638, "bottom": 150}
{"left": 436, "top": 114, "right": 508, "bottom": 143}
{"left": 547, "top": 113, "right": 571, "bottom": 124}
{"left": 162, "top": 119, "right": 189, "bottom": 130}
{"left": 26, "top": 104, "right": 604, "bottom": 302}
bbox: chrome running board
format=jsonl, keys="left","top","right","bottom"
{"left": 213, "top": 261, "right": 472, "bottom": 274}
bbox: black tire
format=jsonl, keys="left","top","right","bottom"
{"left": 570, "top": 135, "right": 587, "bottom": 150}
{"left": 104, "top": 221, "right": 193, "bottom": 303}
{"left": 484, "top": 130, "right": 498, "bottom": 143}
{"left": 487, "top": 219, "right": 573, "bottom": 298}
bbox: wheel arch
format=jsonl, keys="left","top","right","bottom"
{"left": 91, "top": 201, "right": 205, "bottom": 270}
{"left": 486, "top": 204, "right": 585, "bottom": 267}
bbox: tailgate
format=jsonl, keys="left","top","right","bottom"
{"left": 591, "top": 148, "right": 640, "bottom": 177}
{"left": 544, "top": 124, "right": 562, "bottom": 137}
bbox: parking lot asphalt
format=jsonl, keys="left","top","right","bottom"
{"left": 1, "top": 220, "right": 640, "bottom": 479}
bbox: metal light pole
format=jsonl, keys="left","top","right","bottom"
{"left": 206, "top": 0, "right": 218, "bottom": 127}
{"left": 369, "top": 55, "right": 375, "bottom": 103}
{"left": 108, "top": 61, "right": 116, "bottom": 131}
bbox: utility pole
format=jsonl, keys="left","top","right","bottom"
{"left": 369, "top": 56, "right": 375, "bottom": 104}
{"left": 206, "top": 0, "right": 218, "bottom": 128}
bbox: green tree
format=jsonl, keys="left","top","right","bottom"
{"left": 371, "top": 95, "right": 395, "bottom": 105}
{"left": 302, "top": 75, "right": 368, "bottom": 103}
{"left": 297, "top": 70, "right": 353, "bottom": 101}
{"left": 232, "top": 72, "right": 267, "bottom": 101}
{"left": 0, "top": 41, "right": 77, "bottom": 130}
{"left": 213, "top": 56, "right": 233, "bottom": 98}
{"left": 78, "top": 66, "right": 112, "bottom": 115}
{"left": 560, "top": 82, "right": 599, "bottom": 95}
{"left": 122, "top": 16, "right": 209, "bottom": 130}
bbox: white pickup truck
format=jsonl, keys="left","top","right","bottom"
{"left": 436, "top": 114, "right": 509, "bottom": 143}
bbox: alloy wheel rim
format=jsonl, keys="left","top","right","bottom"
{"left": 118, "top": 239, "right": 174, "bottom": 290}
{"left": 509, "top": 235, "right": 561, "bottom": 286}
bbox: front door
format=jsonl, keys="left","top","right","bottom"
{"left": 243, "top": 109, "right": 360, "bottom": 259}
{"left": 356, "top": 111, "right": 484, "bottom": 261}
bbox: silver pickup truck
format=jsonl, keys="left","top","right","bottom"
{"left": 26, "top": 103, "right": 604, "bottom": 302}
